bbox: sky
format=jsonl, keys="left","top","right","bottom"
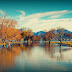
{"left": 0, "top": 0, "right": 72, "bottom": 32}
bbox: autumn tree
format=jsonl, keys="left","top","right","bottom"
{"left": 21, "top": 28, "right": 34, "bottom": 42}
{"left": 45, "top": 31, "right": 55, "bottom": 43}
{"left": 21, "top": 30, "right": 29, "bottom": 41}
{"left": 48, "top": 28, "right": 64, "bottom": 43}
{"left": 42, "top": 29, "right": 56, "bottom": 43}
{"left": 10, "top": 29, "right": 22, "bottom": 41}
{"left": 42, "top": 28, "right": 65, "bottom": 43}
{"left": 64, "top": 32, "right": 72, "bottom": 40}
{"left": 32, "top": 36, "right": 40, "bottom": 41}
{"left": 56, "top": 28, "right": 64, "bottom": 43}
{"left": 0, "top": 17, "right": 22, "bottom": 42}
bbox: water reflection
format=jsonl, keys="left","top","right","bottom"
{"left": 44, "top": 43, "right": 55, "bottom": 59}
{"left": 0, "top": 44, "right": 22, "bottom": 70}
{"left": 0, "top": 42, "right": 72, "bottom": 72}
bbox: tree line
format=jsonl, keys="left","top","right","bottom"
{"left": 0, "top": 17, "right": 72, "bottom": 44}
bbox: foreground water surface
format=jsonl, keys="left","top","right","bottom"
{"left": 0, "top": 42, "right": 72, "bottom": 72}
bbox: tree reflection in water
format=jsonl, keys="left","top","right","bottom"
{"left": 0, "top": 44, "right": 21, "bottom": 71}
{"left": 0, "top": 42, "right": 33, "bottom": 71}
{"left": 44, "top": 42, "right": 55, "bottom": 59}
{"left": 0, "top": 42, "right": 65, "bottom": 71}
{"left": 57, "top": 43, "right": 64, "bottom": 61}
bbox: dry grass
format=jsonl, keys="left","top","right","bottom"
{"left": 0, "top": 41, "right": 72, "bottom": 46}
{"left": 51, "top": 41, "right": 72, "bottom": 46}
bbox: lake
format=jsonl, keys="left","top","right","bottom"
{"left": 0, "top": 42, "right": 72, "bottom": 72}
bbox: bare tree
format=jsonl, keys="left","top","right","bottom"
{"left": 56, "top": 27, "right": 64, "bottom": 43}
{"left": 49, "top": 27, "right": 64, "bottom": 43}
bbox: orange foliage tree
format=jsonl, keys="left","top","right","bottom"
{"left": 21, "top": 28, "right": 34, "bottom": 41}
{"left": 0, "top": 18, "right": 22, "bottom": 42}
{"left": 44, "top": 31, "right": 55, "bottom": 43}
{"left": 32, "top": 36, "right": 40, "bottom": 41}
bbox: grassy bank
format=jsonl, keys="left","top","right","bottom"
{"left": 51, "top": 41, "right": 72, "bottom": 46}
{"left": 0, "top": 41, "right": 72, "bottom": 47}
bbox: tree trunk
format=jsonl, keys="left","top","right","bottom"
{"left": 4, "top": 41, "right": 6, "bottom": 48}
{"left": 8, "top": 42, "right": 10, "bottom": 46}
{"left": 2, "top": 39, "right": 6, "bottom": 48}
{"left": 49, "top": 40, "right": 50, "bottom": 44}
{"left": 49, "top": 36, "right": 51, "bottom": 44}
{"left": 60, "top": 36, "right": 62, "bottom": 44}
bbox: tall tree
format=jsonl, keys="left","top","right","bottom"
{"left": 64, "top": 32, "right": 72, "bottom": 40}
{"left": 0, "top": 18, "right": 21, "bottom": 42}
{"left": 56, "top": 28, "right": 64, "bottom": 43}
{"left": 21, "top": 28, "right": 34, "bottom": 41}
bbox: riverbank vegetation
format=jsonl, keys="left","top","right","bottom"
{"left": 0, "top": 17, "right": 72, "bottom": 47}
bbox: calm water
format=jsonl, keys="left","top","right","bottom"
{"left": 0, "top": 42, "right": 72, "bottom": 72}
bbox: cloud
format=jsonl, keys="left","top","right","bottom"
{"left": 16, "top": 10, "right": 72, "bottom": 32}
{"left": 16, "top": 10, "right": 25, "bottom": 20}
{"left": 16, "top": 10, "right": 25, "bottom": 15}
{"left": 17, "top": 10, "right": 72, "bottom": 21}
{"left": 17, "top": 18, "right": 72, "bottom": 32}
{"left": 20, "top": 11, "right": 25, "bottom": 15}
{"left": 0, "top": 10, "right": 7, "bottom": 16}
{"left": 48, "top": 15, "right": 61, "bottom": 19}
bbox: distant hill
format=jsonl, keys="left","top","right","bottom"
{"left": 33, "top": 31, "right": 45, "bottom": 36}
{"left": 20, "top": 28, "right": 72, "bottom": 37}
{"left": 33, "top": 29, "right": 72, "bottom": 37}
{"left": 56, "top": 29, "right": 72, "bottom": 38}
{"left": 56, "top": 29, "right": 72, "bottom": 34}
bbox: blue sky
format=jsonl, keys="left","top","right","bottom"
{"left": 0, "top": 0, "right": 72, "bottom": 32}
